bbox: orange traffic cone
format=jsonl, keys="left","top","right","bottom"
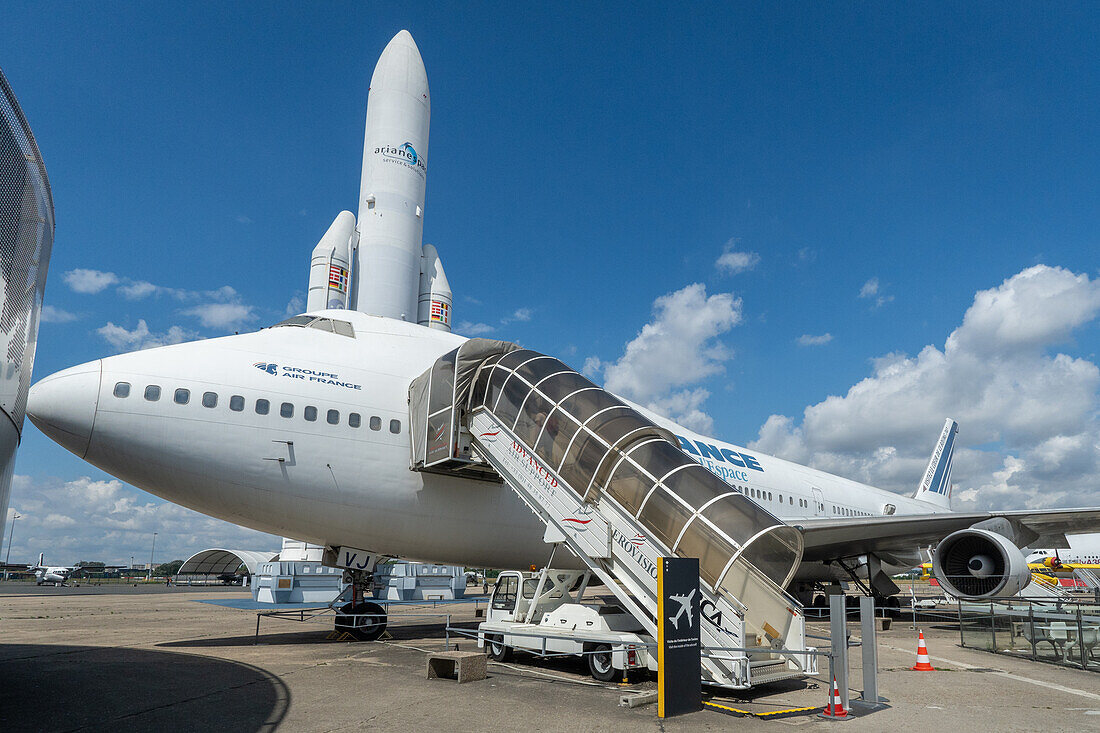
{"left": 911, "top": 629, "right": 935, "bottom": 671}
{"left": 821, "top": 676, "right": 848, "bottom": 718}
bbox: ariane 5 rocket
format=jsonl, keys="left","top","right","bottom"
{"left": 305, "top": 30, "right": 452, "bottom": 332}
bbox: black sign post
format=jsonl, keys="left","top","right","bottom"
{"left": 657, "top": 557, "right": 702, "bottom": 718}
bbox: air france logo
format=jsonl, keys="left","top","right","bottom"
{"left": 376, "top": 142, "right": 427, "bottom": 178}
{"left": 250, "top": 362, "right": 362, "bottom": 390}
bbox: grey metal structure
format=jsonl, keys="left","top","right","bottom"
{"left": 177, "top": 548, "right": 279, "bottom": 577}
{"left": 0, "top": 68, "right": 54, "bottom": 551}
{"left": 410, "top": 340, "right": 814, "bottom": 688}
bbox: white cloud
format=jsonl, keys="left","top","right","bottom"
{"left": 859, "top": 277, "right": 893, "bottom": 307}
{"left": 457, "top": 321, "right": 496, "bottom": 336}
{"left": 181, "top": 303, "right": 256, "bottom": 331}
{"left": 581, "top": 356, "right": 603, "bottom": 380}
{"left": 5, "top": 474, "right": 279, "bottom": 566}
{"left": 591, "top": 283, "right": 742, "bottom": 432}
{"left": 64, "top": 269, "right": 118, "bottom": 294}
{"left": 117, "top": 280, "right": 159, "bottom": 300}
{"left": 285, "top": 293, "right": 305, "bottom": 316}
{"left": 797, "top": 333, "right": 833, "bottom": 346}
{"left": 752, "top": 265, "right": 1100, "bottom": 510}
{"left": 40, "top": 305, "right": 79, "bottom": 323}
{"left": 235, "top": 214, "right": 253, "bottom": 224}
{"left": 716, "top": 241, "right": 761, "bottom": 275}
{"left": 96, "top": 320, "right": 199, "bottom": 351}
{"left": 511, "top": 308, "right": 532, "bottom": 322}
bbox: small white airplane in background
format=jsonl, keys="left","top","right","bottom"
{"left": 1026, "top": 534, "right": 1100, "bottom": 571}
{"left": 30, "top": 554, "right": 77, "bottom": 586}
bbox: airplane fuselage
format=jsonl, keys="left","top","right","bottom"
{"left": 29, "top": 311, "right": 947, "bottom": 579}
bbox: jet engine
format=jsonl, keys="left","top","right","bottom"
{"left": 932, "top": 528, "right": 1032, "bottom": 599}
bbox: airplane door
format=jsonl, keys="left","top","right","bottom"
{"left": 810, "top": 487, "right": 826, "bottom": 517}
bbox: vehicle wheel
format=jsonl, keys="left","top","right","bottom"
{"left": 883, "top": 595, "right": 901, "bottom": 619}
{"left": 486, "top": 633, "right": 512, "bottom": 661}
{"left": 334, "top": 601, "right": 387, "bottom": 641}
{"left": 588, "top": 644, "right": 617, "bottom": 682}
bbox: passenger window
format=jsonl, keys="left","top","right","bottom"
{"left": 281, "top": 402, "right": 294, "bottom": 418}
{"left": 174, "top": 388, "right": 190, "bottom": 405}
{"left": 304, "top": 406, "right": 317, "bottom": 422}
{"left": 369, "top": 416, "right": 381, "bottom": 431}
{"left": 229, "top": 395, "right": 244, "bottom": 411}
{"left": 144, "top": 385, "right": 161, "bottom": 401}
{"left": 256, "top": 399, "right": 270, "bottom": 415}
{"left": 327, "top": 409, "right": 339, "bottom": 425}
{"left": 389, "top": 419, "right": 401, "bottom": 434}
{"left": 114, "top": 382, "right": 130, "bottom": 398}
{"left": 349, "top": 413, "right": 361, "bottom": 428}
{"left": 202, "top": 392, "right": 217, "bottom": 408}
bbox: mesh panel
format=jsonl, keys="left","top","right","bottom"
{"left": 0, "top": 68, "right": 54, "bottom": 433}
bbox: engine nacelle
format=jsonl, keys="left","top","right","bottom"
{"left": 932, "top": 528, "right": 1032, "bottom": 599}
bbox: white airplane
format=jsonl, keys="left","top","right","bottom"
{"left": 30, "top": 554, "right": 77, "bottom": 586}
{"left": 1026, "top": 534, "right": 1100, "bottom": 569}
{"left": 25, "top": 312, "right": 1100, "bottom": 615}
{"left": 23, "top": 30, "right": 1100, "bottom": 635}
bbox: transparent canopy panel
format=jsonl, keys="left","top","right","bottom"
{"left": 462, "top": 344, "right": 803, "bottom": 590}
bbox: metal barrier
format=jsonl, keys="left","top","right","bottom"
{"left": 956, "top": 597, "right": 1100, "bottom": 671}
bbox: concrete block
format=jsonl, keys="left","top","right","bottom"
{"left": 426, "top": 651, "right": 487, "bottom": 683}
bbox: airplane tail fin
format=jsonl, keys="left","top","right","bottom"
{"left": 913, "top": 418, "right": 958, "bottom": 510}
{"left": 36, "top": 552, "right": 44, "bottom": 569}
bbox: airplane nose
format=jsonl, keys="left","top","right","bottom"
{"left": 26, "top": 361, "right": 102, "bottom": 459}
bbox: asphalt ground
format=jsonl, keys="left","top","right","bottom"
{"left": 1, "top": 585, "right": 1098, "bottom": 732}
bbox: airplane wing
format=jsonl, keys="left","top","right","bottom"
{"left": 793, "top": 507, "right": 1100, "bottom": 562}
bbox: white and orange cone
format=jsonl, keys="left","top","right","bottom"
{"left": 821, "top": 676, "right": 848, "bottom": 718}
{"left": 911, "top": 629, "right": 935, "bottom": 671}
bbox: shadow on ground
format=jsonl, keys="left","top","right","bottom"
{"left": 0, "top": 644, "right": 289, "bottom": 732}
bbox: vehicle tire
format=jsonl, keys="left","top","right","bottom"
{"left": 486, "top": 633, "right": 512, "bottom": 662}
{"left": 588, "top": 644, "right": 617, "bottom": 682}
{"left": 883, "top": 595, "right": 901, "bottom": 619}
{"left": 334, "top": 601, "right": 387, "bottom": 641}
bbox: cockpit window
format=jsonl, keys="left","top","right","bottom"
{"left": 274, "top": 315, "right": 313, "bottom": 327}
{"left": 271, "top": 315, "right": 355, "bottom": 339}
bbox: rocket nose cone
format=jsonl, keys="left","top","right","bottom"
{"left": 26, "top": 360, "right": 102, "bottom": 459}
{"left": 381, "top": 30, "right": 423, "bottom": 61}
{"left": 371, "top": 30, "right": 429, "bottom": 101}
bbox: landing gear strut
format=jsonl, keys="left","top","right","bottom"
{"left": 334, "top": 568, "right": 387, "bottom": 641}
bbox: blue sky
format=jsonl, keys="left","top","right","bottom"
{"left": 4, "top": 4, "right": 1099, "bottom": 564}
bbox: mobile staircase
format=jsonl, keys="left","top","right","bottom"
{"left": 409, "top": 339, "right": 815, "bottom": 688}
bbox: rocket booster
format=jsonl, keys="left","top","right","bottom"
{"left": 417, "top": 243, "right": 452, "bottom": 331}
{"left": 352, "top": 30, "right": 430, "bottom": 321}
{"left": 307, "top": 211, "right": 355, "bottom": 311}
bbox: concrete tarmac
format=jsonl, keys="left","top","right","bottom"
{"left": 1, "top": 585, "right": 1098, "bottom": 732}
